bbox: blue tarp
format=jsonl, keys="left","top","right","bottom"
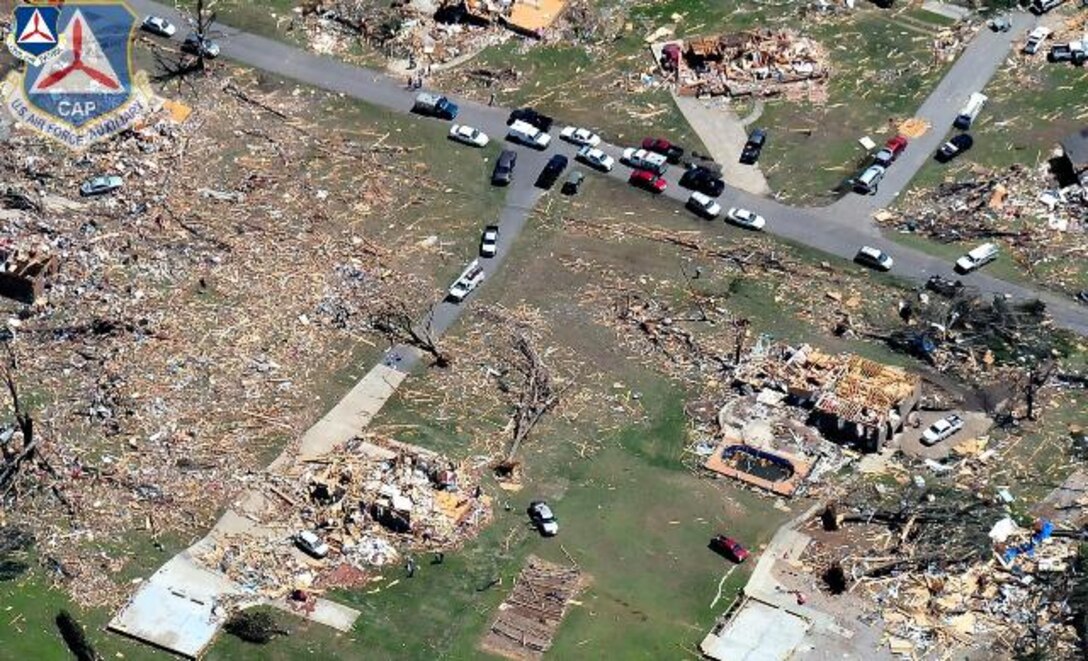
{"left": 1002, "top": 519, "right": 1054, "bottom": 565}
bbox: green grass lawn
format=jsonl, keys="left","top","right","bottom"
{"left": 759, "top": 10, "right": 954, "bottom": 204}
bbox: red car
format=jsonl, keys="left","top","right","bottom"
{"left": 873, "top": 135, "right": 908, "bottom": 167}
{"left": 629, "top": 169, "right": 667, "bottom": 194}
{"left": 641, "top": 137, "right": 684, "bottom": 164}
{"left": 710, "top": 535, "right": 749, "bottom": 563}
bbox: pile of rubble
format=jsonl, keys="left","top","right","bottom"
{"left": 199, "top": 437, "right": 491, "bottom": 598}
{"left": 0, "top": 74, "right": 453, "bottom": 608}
{"left": 655, "top": 29, "right": 829, "bottom": 102}
{"left": 885, "top": 163, "right": 1088, "bottom": 294}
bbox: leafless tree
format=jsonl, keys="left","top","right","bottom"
{"left": 152, "top": 0, "right": 218, "bottom": 89}
{"left": 504, "top": 334, "right": 567, "bottom": 463}
{"left": 370, "top": 301, "right": 449, "bottom": 367}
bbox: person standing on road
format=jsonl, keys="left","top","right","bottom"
{"left": 488, "top": 92, "right": 496, "bottom": 106}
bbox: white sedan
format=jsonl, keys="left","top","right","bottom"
{"left": 726, "top": 207, "right": 765, "bottom": 231}
{"left": 448, "top": 124, "right": 489, "bottom": 147}
{"left": 141, "top": 15, "right": 176, "bottom": 37}
{"left": 686, "top": 192, "right": 721, "bottom": 219}
{"left": 921, "top": 414, "right": 965, "bottom": 446}
{"left": 576, "top": 146, "right": 614, "bottom": 172}
{"left": 560, "top": 126, "right": 601, "bottom": 147}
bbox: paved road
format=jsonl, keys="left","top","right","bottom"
{"left": 127, "top": 0, "right": 1088, "bottom": 336}
{"left": 829, "top": 10, "right": 1036, "bottom": 215}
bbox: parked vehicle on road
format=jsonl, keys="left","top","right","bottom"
{"left": 182, "top": 33, "right": 220, "bottom": 58}
{"left": 854, "top": 246, "right": 893, "bottom": 271}
{"left": 80, "top": 175, "right": 123, "bottom": 197}
{"left": 507, "top": 120, "right": 551, "bottom": 149}
{"left": 873, "top": 135, "right": 908, "bottom": 167}
{"left": 954, "top": 243, "right": 999, "bottom": 274}
{"left": 561, "top": 170, "right": 585, "bottom": 195}
{"left": 491, "top": 150, "right": 517, "bottom": 186}
{"left": 141, "top": 15, "right": 176, "bottom": 37}
{"left": 925, "top": 275, "right": 964, "bottom": 298}
{"left": 560, "top": 126, "right": 601, "bottom": 147}
{"left": 576, "top": 146, "right": 614, "bottom": 172}
{"left": 686, "top": 192, "right": 721, "bottom": 219}
{"left": 987, "top": 15, "right": 1011, "bottom": 32}
{"left": 1031, "top": 0, "right": 1065, "bottom": 13}
{"left": 447, "top": 260, "right": 485, "bottom": 302}
{"left": 1023, "top": 27, "right": 1052, "bottom": 55}
{"left": 528, "top": 501, "right": 558, "bottom": 536}
{"left": 641, "top": 137, "right": 684, "bottom": 164}
{"left": 739, "top": 128, "right": 767, "bottom": 164}
{"left": 621, "top": 148, "right": 668, "bottom": 175}
{"left": 412, "top": 92, "right": 459, "bottom": 120}
{"left": 1048, "top": 42, "right": 1087, "bottom": 65}
{"left": 853, "top": 165, "right": 886, "bottom": 195}
{"left": 295, "top": 531, "right": 329, "bottom": 559}
{"left": 726, "top": 207, "right": 766, "bottom": 231}
{"left": 629, "top": 169, "right": 667, "bottom": 193}
{"left": 679, "top": 165, "right": 725, "bottom": 197}
{"left": 710, "top": 535, "right": 749, "bottom": 563}
{"left": 935, "top": 134, "right": 973, "bottom": 163}
{"left": 535, "top": 154, "right": 568, "bottom": 189}
{"left": 480, "top": 225, "right": 499, "bottom": 258}
{"left": 448, "top": 124, "right": 489, "bottom": 147}
{"left": 507, "top": 107, "right": 553, "bottom": 133}
{"left": 953, "top": 92, "right": 987, "bottom": 130}
{"left": 921, "top": 414, "right": 965, "bottom": 446}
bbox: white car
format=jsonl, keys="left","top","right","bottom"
{"left": 955, "top": 243, "right": 998, "bottom": 274}
{"left": 559, "top": 126, "right": 601, "bottom": 147}
{"left": 621, "top": 147, "right": 668, "bottom": 174}
{"left": 726, "top": 207, "right": 765, "bottom": 230}
{"left": 448, "top": 259, "right": 485, "bottom": 302}
{"left": 295, "top": 531, "right": 329, "bottom": 559}
{"left": 506, "top": 120, "right": 551, "bottom": 149}
{"left": 576, "top": 146, "right": 614, "bottom": 172}
{"left": 854, "top": 246, "right": 893, "bottom": 271}
{"left": 921, "top": 414, "right": 965, "bottom": 446}
{"left": 448, "top": 124, "right": 489, "bottom": 147}
{"left": 528, "top": 501, "right": 558, "bottom": 537}
{"left": 480, "top": 225, "right": 499, "bottom": 258}
{"left": 686, "top": 192, "right": 721, "bottom": 219}
{"left": 1023, "top": 26, "right": 1052, "bottom": 55}
{"left": 79, "top": 175, "right": 123, "bottom": 197}
{"left": 141, "top": 15, "right": 176, "bottom": 37}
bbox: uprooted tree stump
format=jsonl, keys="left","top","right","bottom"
{"left": 823, "top": 562, "right": 848, "bottom": 595}
{"left": 224, "top": 609, "right": 289, "bottom": 644}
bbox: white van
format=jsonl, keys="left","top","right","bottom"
{"left": 506, "top": 120, "right": 551, "bottom": 149}
{"left": 955, "top": 243, "right": 999, "bottom": 274}
{"left": 854, "top": 164, "right": 886, "bottom": 195}
{"left": 954, "top": 92, "right": 988, "bottom": 130}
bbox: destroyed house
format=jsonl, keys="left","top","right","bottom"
{"left": 735, "top": 345, "right": 921, "bottom": 452}
{"left": 811, "top": 356, "right": 920, "bottom": 453}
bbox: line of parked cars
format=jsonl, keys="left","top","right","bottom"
{"left": 854, "top": 135, "right": 909, "bottom": 195}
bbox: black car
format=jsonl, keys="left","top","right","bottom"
{"left": 492, "top": 150, "right": 517, "bottom": 186}
{"left": 507, "top": 107, "right": 554, "bottom": 133}
{"left": 535, "top": 154, "right": 568, "bottom": 189}
{"left": 924, "top": 275, "right": 964, "bottom": 298}
{"left": 679, "top": 166, "right": 725, "bottom": 197}
{"left": 934, "top": 134, "right": 973, "bottom": 163}
{"left": 739, "top": 128, "right": 767, "bottom": 165}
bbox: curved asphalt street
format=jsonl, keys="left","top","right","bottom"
{"left": 128, "top": 0, "right": 1088, "bottom": 337}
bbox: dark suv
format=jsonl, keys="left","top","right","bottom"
{"left": 492, "top": 150, "right": 517, "bottom": 186}
{"left": 679, "top": 166, "right": 725, "bottom": 197}
{"left": 507, "top": 108, "right": 554, "bottom": 133}
{"left": 739, "top": 128, "right": 767, "bottom": 165}
{"left": 535, "top": 154, "right": 568, "bottom": 189}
